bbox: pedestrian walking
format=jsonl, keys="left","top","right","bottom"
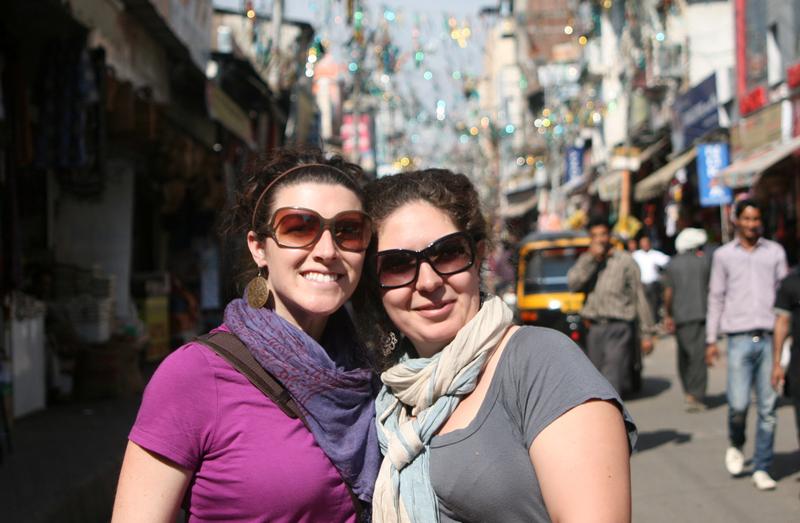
{"left": 662, "top": 228, "right": 711, "bottom": 412}
{"left": 706, "top": 199, "right": 788, "bottom": 491}
{"left": 633, "top": 232, "right": 670, "bottom": 325}
{"left": 568, "top": 215, "right": 655, "bottom": 394}
{"left": 771, "top": 269, "right": 800, "bottom": 447}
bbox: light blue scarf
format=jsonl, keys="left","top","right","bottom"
{"left": 373, "top": 296, "right": 514, "bottom": 522}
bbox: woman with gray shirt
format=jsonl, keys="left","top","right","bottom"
{"left": 357, "top": 169, "right": 637, "bottom": 522}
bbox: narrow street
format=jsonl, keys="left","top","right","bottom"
{"left": 629, "top": 336, "right": 799, "bottom": 522}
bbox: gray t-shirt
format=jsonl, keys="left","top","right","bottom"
{"left": 662, "top": 251, "right": 711, "bottom": 325}
{"left": 429, "top": 326, "right": 637, "bottom": 523}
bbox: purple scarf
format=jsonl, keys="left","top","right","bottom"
{"left": 224, "top": 298, "right": 380, "bottom": 503}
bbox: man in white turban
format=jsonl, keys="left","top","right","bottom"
{"left": 675, "top": 228, "right": 708, "bottom": 254}
{"left": 663, "top": 228, "right": 710, "bottom": 412}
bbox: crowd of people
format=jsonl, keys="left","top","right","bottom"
{"left": 107, "top": 145, "right": 798, "bottom": 522}
{"left": 570, "top": 199, "right": 797, "bottom": 493}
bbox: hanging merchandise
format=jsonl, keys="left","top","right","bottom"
{"left": 612, "top": 215, "right": 642, "bottom": 240}
{"left": 0, "top": 55, "right": 5, "bottom": 122}
{"left": 307, "top": 1, "right": 489, "bottom": 172}
{"left": 664, "top": 203, "right": 679, "bottom": 237}
{"left": 34, "top": 38, "right": 105, "bottom": 197}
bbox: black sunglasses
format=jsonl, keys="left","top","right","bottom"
{"left": 375, "top": 231, "right": 476, "bottom": 289}
{"left": 264, "top": 207, "right": 372, "bottom": 252}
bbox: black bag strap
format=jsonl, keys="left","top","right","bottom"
{"left": 195, "top": 332, "right": 308, "bottom": 427}
{"left": 194, "top": 332, "right": 367, "bottom": 521}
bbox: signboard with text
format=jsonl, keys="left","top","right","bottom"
{"left": 564, "top": 147, "right": 584, "bottom": 184}
{"left": 672, "top": 73, "right": 719, "bottom": 151}
{"left": 697, "top": 143, "right": 732, "bottom": 207}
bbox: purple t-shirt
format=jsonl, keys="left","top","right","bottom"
{"left": 129, "top": 328, "right": 356, "bottom": 522}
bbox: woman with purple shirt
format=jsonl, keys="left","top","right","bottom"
{"left": 112, "top": 148, "right": 380, "bottom": 522}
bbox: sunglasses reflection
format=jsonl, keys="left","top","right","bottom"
{"left": 376, "top": 232, "right": 476, "bottom": 289}
{"left": 266, "top": 207, "right": 372, "bottom": 252}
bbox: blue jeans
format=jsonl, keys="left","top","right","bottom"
{"left": 726, "top": 333, "right": 778, "bottom": 472}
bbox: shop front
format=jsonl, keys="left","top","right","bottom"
{"left": 720, "top": 98, "right": 800, "bottom": 264}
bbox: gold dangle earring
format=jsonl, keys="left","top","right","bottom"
{"left": 246, "top": 266, "right": 271, "bottom": 309}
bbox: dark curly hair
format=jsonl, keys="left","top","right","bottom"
{"left": 352, "top": 168, "right": 492, "bottom": 370}
{"left": 220, "top": 146, "right": 367, "bottom": 289}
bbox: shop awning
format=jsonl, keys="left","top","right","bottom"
{"left": 634, "top": 148, "right": 697, "bottom": 202}
{"left": 559, "top": 174, "right": 588, "bottom": 196}
{"left": 590, "top": 171, "right": 622, "bottom": 202}
{"left": 206, "top": 82, "right": 255, "bottom": 148}
{"left": 500, "top": 196, "right": 538, "bottom": 219}
{"left": 609, "top": 137, "right": 669, "bottom": 172}
{"left": 719, "top": 135, "right": 800, "bottom": 189}
{"left": 638, "top": 137, "right": 670, "bottom": 164}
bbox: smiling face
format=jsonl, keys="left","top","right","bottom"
{"left": 736, "top": 205, "right": 762, "bottom": 243}
{"left": 376, "top": 201, "right": 483, "bottom": 357}
{"left": 247, "top": 182, "right": 366, "bottom": 336}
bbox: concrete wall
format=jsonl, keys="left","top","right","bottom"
{"left": 52, "top": 159, "right": 135, "bottom": 323}
{"left": 686, "top": 2, "right": 735, "bottom": 88}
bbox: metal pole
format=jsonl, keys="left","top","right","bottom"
{"left": 265, "top": 0, "right": 284, "bottom": 91}
{"left": 720, "top": 204, "right": 730, "bottom": 243}
{"left": 271, "top": 0, "right": 283, "bottom": 51}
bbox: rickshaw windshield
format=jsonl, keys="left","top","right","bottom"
{"left": 523, "top": 246, "right": 586, "bottom": 294}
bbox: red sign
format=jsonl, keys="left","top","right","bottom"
{"left": 341, "top": 114, "right": 371, "bottom": 155}
{"left": 739, "top": 86, "right": 766, "bottom": 116}
{"left": 788, "top": 62, "right": 800, "bottom": 89}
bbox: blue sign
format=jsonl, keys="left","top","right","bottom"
{"left": 673, "top": 73, "right": 720, "bottom": 151}
{"left": 565, "top": 147, "right": 584, "bottom": 183}
{"left": 697, "top": 143, "right": 732, "bottom": 207}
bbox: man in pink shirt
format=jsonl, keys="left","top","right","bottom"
{"left": 706, "top": 199, "right": 788, "bottom": 491}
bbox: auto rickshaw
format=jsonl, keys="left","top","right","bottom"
{"left": 515, "top": 230, "right": 590, "bottom": 345}
{"left": 515, "top": 229, "right": 643, "bottom": 393}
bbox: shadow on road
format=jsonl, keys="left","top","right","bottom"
{"left": 771, "top": 450, "right": 800, "bottom": 481}
{"left": 635, "top": 429, "right": 692, "bottom": 453}
{"left": 624, "top": 377, "right": 671, "bottom": 402}
{"left": 702, "top": 393, "right": 727, "bottom": 410}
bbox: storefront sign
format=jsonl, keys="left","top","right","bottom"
{"left": 673, "top": 73, "right": 719, "bottom": 150}
{"left": 564, "top": 147, "right": 584, "bottom": 183}
{"left": 730, "top": 102, "right": 783, "bottom": 159}
{"left": 739, "top": 85, "right": 767, "bottom": 116}
{"left": 342, "top": 114, "right": 372, "bottom": 154}
{"left": 734, "top": 0, "right": 768, "bottom": 115}
{"left": 206, "top": 82, "right": 254, "bottom": 147}
{"left": 342, "top": 113, "right": 375, "bottom": 169}
{"left": 697, "top": 143, "right": 732, "bottom": 207}
{"left": 787, "top": 62, "right": 800, "bottom": 89}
